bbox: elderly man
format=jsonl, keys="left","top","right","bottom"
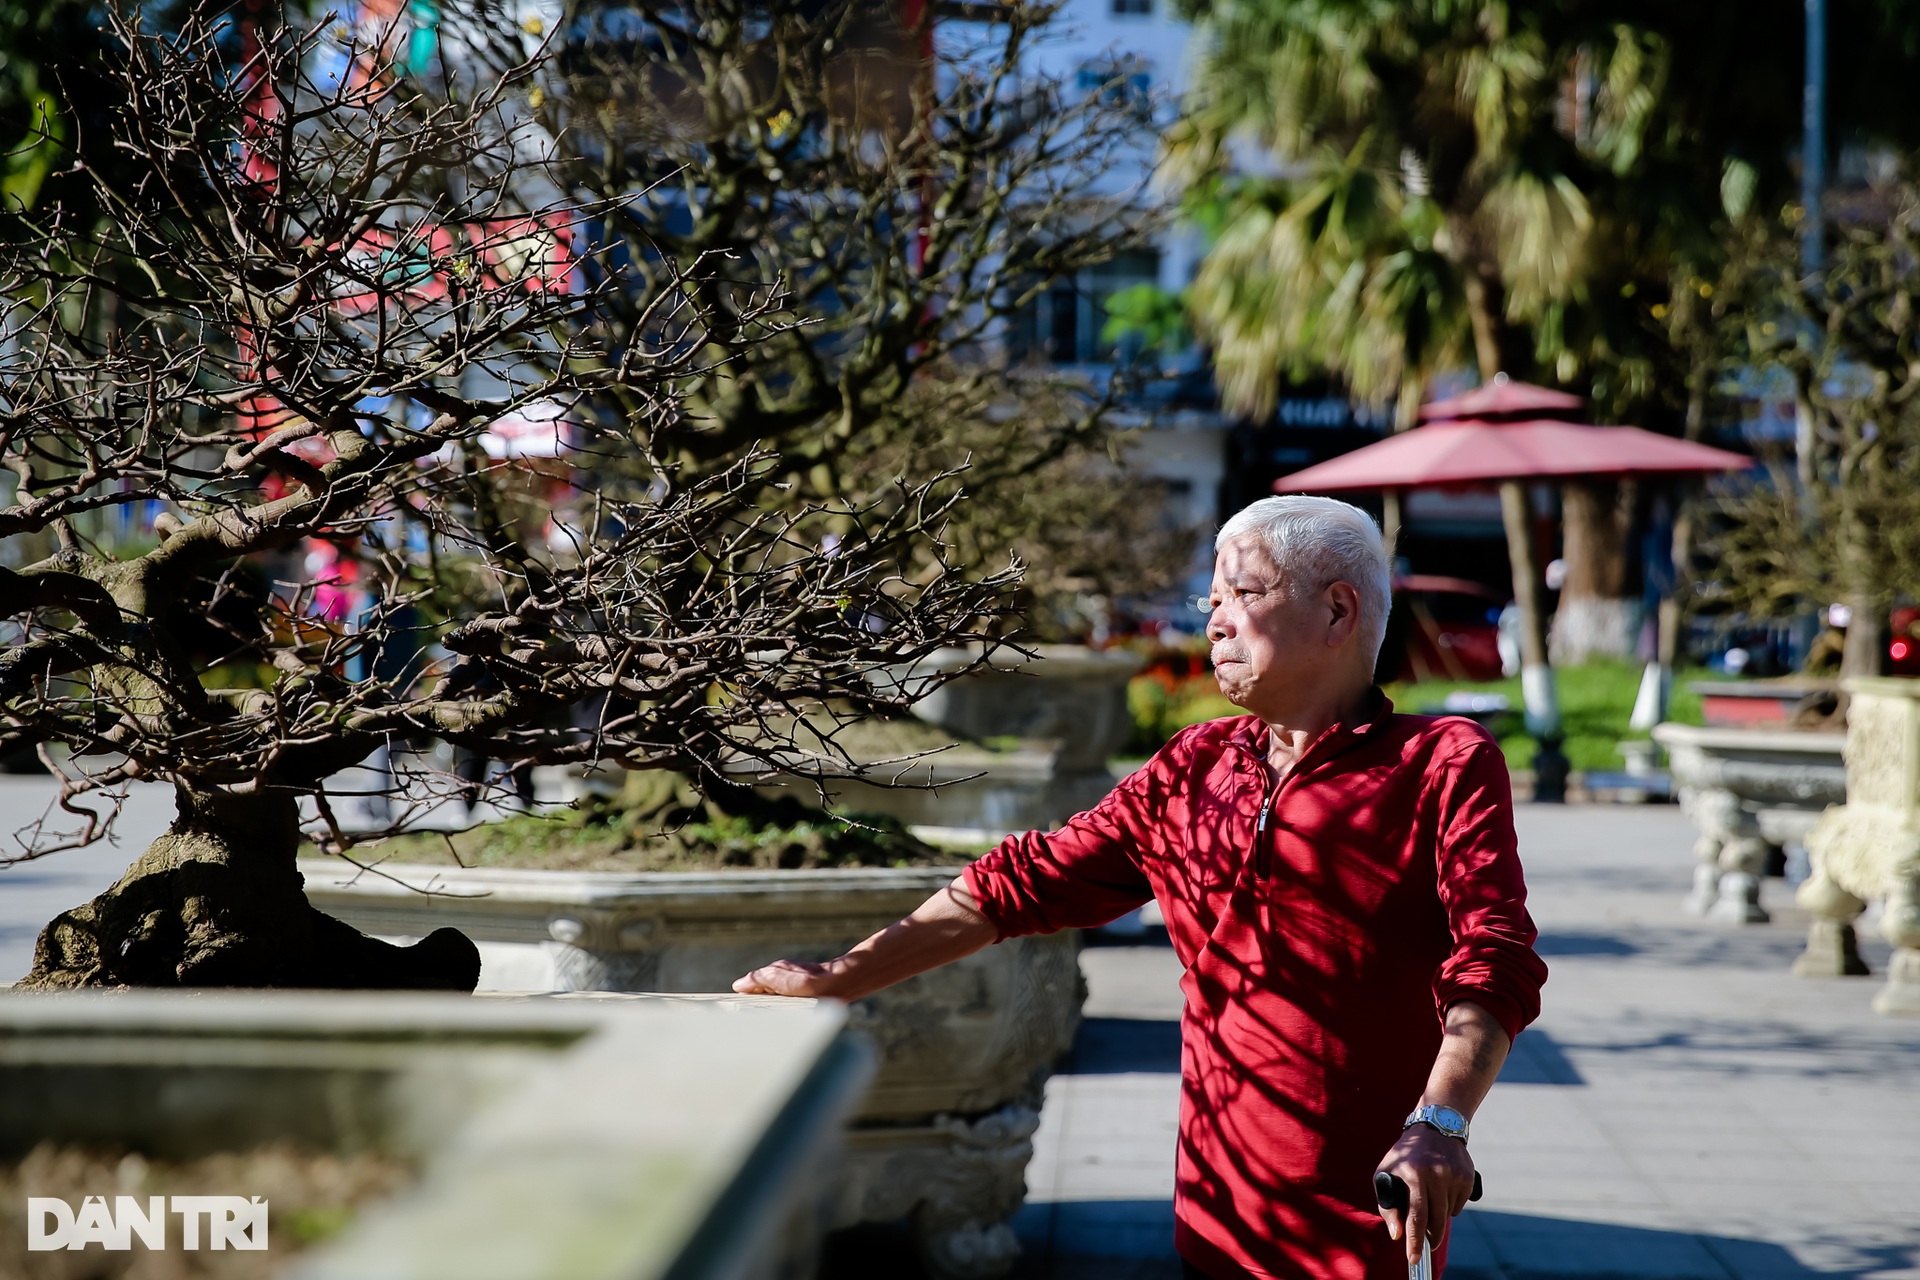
{"left": 736, "top": 496, "right": 1547, "bottom": 1280}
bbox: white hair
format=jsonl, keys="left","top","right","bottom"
{"left": 1215, "top": 495, "right": 1393, "bottom": 662}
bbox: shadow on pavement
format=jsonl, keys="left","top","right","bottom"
{"left": 1013, "top": 1202, "right": 1884, "bottom": 1280}
{"left": 1497, "top": 1027, "right": 1585, "bottom": 1085}
{"left": 825, "top": 1172, "right": 1905, "bottom": 1279}
{"left": 1535, "top": 930, "right": 1640, "bottom": 958}
{"left": 1454, "top": 1209, "right": 1902, "bottom": 1279}
{"left": 1058, "top": 1017, "right": 1183, "bottom": 1074}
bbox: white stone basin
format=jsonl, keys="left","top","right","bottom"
{"left": 297, "top": 860, "right": 1083, "bottom": 1277}
{"left": 1650, "top": 723, "right": 1845, "bottom": 924}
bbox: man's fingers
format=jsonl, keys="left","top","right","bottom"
{"left": 1380, "top": 1206, "right": 1403, "bottom": 1242}
{"left": 1404, "top": 1184, "right": 1427, "bottom": 1268}
{"left": 732, "top": 962, "right": 794, "bottom": 995}
{"left": 732, "top": 959, "right": 832, "bottom": 997}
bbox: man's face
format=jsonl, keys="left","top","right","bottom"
{"left": 1205, "top": 536, "right": 1363, "bottom": 717}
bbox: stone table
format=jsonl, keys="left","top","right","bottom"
{"left": 1650, "top": 723, "right": 1845, "bottom": 925}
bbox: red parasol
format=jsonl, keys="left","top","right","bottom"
{"left": 1263, "top": 377, "right": 1747, "bottom": 799}
{"left": 1419, "top": 377, "right": 1587, "bottom": 423}
{"left": 1273, "top": 418, "right": 1750, "bottom": 492}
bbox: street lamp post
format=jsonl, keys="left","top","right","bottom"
{"left": 1803, "top": 0, "right": 1827, "bottom": 275}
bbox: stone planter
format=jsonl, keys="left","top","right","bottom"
{"left": 0, "top": 989, "right": 870, "bottom": 1280}
{"left": 817, "top": 645, "right": 1142, "bottom": 838}
{"left": 901, "top": 645, "right": 1144, "bottom": 771}
{"left": 1803, "top": 677, "right": 1920, "bottom": 1013}
{"left": 1650, "top": 723, "right": 1847, "bottom": 924}
{"left": 799, "top": 743, "right": 1124, "bottom": 836}
{"left": 298, "top": 861, "right": 1085, "bottom": 1278}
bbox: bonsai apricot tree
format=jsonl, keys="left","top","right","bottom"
{"left": 1, "top": 5, "right": 1010, "bottom": 990}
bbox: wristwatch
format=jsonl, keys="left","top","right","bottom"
{"left": 1403, "top": 1103, "right": 1470, "bottom": 1143}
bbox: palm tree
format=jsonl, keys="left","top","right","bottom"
{"left": 1164, "top": 1, "right": 1645, "bottom": 775}
{"left": 1168, "top": 0, "right": 1920, "bottom": 699}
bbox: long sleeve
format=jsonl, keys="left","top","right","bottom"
{"left": 962, "top": 741, "right": 1170, "bottom": 939}
{"left": 1427, "top": 739, "right": 1549, "bottom": 1042}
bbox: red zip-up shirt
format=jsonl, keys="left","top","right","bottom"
{"left": 963, "top": 696, "right": 1547, "bottom": 1280}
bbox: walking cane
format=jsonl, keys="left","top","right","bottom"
{"left": 1374, "top": 1170, "right": 1483, "bottom": 1280}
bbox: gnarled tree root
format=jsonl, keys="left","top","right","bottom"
{"left": 15, "top": 786, "right": 479, "bottom": 992}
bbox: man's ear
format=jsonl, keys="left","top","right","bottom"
{"left": 1325, "top": 582, "right": 1362, "bottom": 645}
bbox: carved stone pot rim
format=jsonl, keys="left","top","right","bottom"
{"left": 298, "top": 859, "right": 973, "bottom": 908}
{"left": 1842, "top": 675, "right": 1920, "bottom": 697}
{"left": 1651, "top": 722, "right": 1847, "bottom": 753}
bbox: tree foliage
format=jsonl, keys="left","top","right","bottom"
{"left": 1165, "top": 0, "right": 1920, "bottom": 428}
{"left": 499, "top": 0, "right": 1180, "bottom": 631}
{"left": 1704, "top": 170, "right": 1920, "bottom": 676}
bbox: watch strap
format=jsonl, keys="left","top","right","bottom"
{"left": 1403, "top": 1103, "right": 1470, "bottom": 1143}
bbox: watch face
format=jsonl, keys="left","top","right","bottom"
{"left": 1428, "top": 1106, "right": 1467, "bottom": 1135}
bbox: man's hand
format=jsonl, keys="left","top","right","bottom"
{"left": 1375, "top": 1122, "right": 1476, "bottom": 1267}
{"left": 1375, "top": 1000, "right": 1511, "bottom": 1270}
{"left": 733, "top": 957, "right": 844, "bottom": 998}
{"left": 732, "top": 877, "right": 997, "bottom": 1002}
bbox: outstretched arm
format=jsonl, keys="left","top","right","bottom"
{"left": 1374, "top": 999, "right": 1511, "bottom": 1268}
{"left": 733, "top": 876, "right": 999, "bottom": 1000}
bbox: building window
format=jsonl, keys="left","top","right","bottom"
{"left": 1008, "top": 249, "right": 1163, "bottom": 366}
{"left": 1074, "top": 54, "right": 1153, "bottom": 120}
{"left": 1112, "top": 0, "right": 1153, "bottom": 14}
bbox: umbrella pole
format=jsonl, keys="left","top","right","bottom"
{"left": 1500, "top": 481, "right": 1569, "bottom": 802}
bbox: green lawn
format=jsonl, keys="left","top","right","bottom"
{"left": 1127, "top": 660, "right": 1719, "bottom": 772}
{"left": 1380, "top": 661, "right": 1714, "bottom": 771}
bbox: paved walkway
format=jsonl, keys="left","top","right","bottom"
{"left": 1013, "top": 805, "right": 1920, "bottom": 1280}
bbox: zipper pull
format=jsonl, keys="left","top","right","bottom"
{"left": 1258, "top": 793, "right": 1274, "bottom": 833}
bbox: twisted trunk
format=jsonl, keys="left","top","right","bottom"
{"left": 19, "top": 786, "right": 479, "bottom": 991}
{"left": 1837, "top": 419, "right": 1888, "bottom": 680}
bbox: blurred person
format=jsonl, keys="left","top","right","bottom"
{"left": 303, "top": 539, "right": 358, "bottom": 623}
{"left": 737, "top": 496, "right": 1547, "bottom": 1280}
{"left": 347, "top": 585, "right": 427, "bottom": 824}
{"left": 454, "top": 748, "right": 535, "bottom": 815}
